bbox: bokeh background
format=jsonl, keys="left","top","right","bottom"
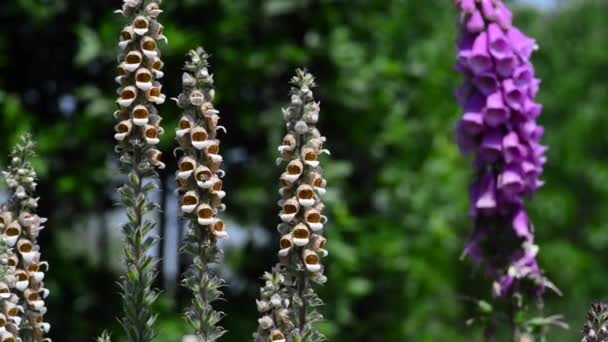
{"left": 0, "top": 0, "right": 606, "bottom": 340}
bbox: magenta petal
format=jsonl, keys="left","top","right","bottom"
{"left": 481, "top": 0, "right": 497, "bottom": 21}
{"left": 488, "top": 23, "right": 511, "bottom": 59}
{"left": 503, "top": 79, "right": 524, "bottom": 111}
{"left": 496, "top": 55, "right": 516, "bottom": 77}
{"left": 468, "top": 32, "right": 493, "bottom": 74}
{"left": 512, "top": 208, "right": 532, "bottom": 240}
{"left": 496, "top": 2, "right": 513, "bottom": 28}
{"left": 459, "top": 0, "right": 476, "bottom": 12}
{"left": 502, "top": 131, "right": 526, "bottom": 162}
{"left": 475, "top": 172, "right": 497, "bottom": 211}
{"left": 484, "top": 92, "right": 510, "bottom": 127}
{"left": 507, "top": 27, "right": 536, "bottom": 59}
{"left": 524, "top": 99, "right": 542, "bottom": 120}
{"left": 479, "top": 129, "right": 503, "bottom": 162}
{"left": 467, "top": 10, "right": 485, "bottom": 33}
{"left": 473, "top": 73, "right": 499, "bottom": 95}
{"left": 498, "top": 165, "right": 525, "bottom": 195}
{"left": 514, "top": 65, "right": 533, "bottom": 88}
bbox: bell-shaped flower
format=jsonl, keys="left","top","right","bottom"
{"left": 4, "top": 222, "right": 21, "bottom": 247}
{"left": 487, "top": 23, "right": 511, "bottom": 59}
{"left": 269, "top": 330, "right": 286, "bottom": 342}
{"left": 17, "top": 239, "right": 36, "bottom": 264}
{"left": 119, "top": 26, "right": 134, "bottom": 49}
{"left": 301, "top": 147, "right": 319, "bottom": 167}
{"left": 483, "top": 92, "right": 510, "bottom": 127}
{"left": 135, "top": 68, "right": 153, "bottom": 91}
{"left": 278, "top": 233, "right": 294, "bottom": 257}
{"left": 140, "top": 36, "right": 158, "bottom": 58}
{"left": 190, "top": 126, "right": 209, "bottom": 150}
{"left": 474, "top": 171, "right": 497, "bottom": 212}
{"left": 180, "top": 191, "right": 199, "bottom": 213}
{"left": 473, "top": 73, "right": 499, "bottom": 96}
{"left": 132, "top": 15, "right": 149, "bottom": 35}
{"left": 194, "top": 165, "right": 213, "bottom": 189}
{"left": 303, "top": 249, "right": 321, "bottom": 273}
{"left": 210, "top": 218, "right": 228, "bottom": 239}
{"left": 176, "top": 116, "right": 194, "bottom": 138}
{"left": 279, "top": 198, "right": 299, "bottom": 223}
{"left": 146, "top": 85, "right": 165, "bottom": 105}
{"left": 124, "top": 51, "right": 142, "bottom": 72}
{"left": 507, "top": 27, "right": 537, "bottom": 59}
{"left": 292, "top": 224, "right": 310, "bottom": 247}
{"left": 196, "top": 204, "right": 214, "bottom": 226}
{"left": 143, "top": 124, "right": 160, "bottom": 145}
{"left": 203, "top": 140, "right": 223, "bottom": 164}
{"left": 177, "top": 156, "right": 197, "bottom": 179}
{"left": 14, "top": 270, "right": 29, "bottom": 291}
{"left": 502, "top": 131, "right": 526, "bottom": 163}
{"left": 503, "top": 79, "right": 524, "bottom": 111}
{"left": 131, "top": 105, "right": 150, "bottom": 126}
{"left": 497, "top": 165, "right": 525, "bottom": 197}
{"left": 311, "top": 235, "right": 328, "bottom": 257}
{"left": 478, "top": 129, "right": 502, "bottom": 162}
{"left": 307, "top": 172, "right": 327, "bottom": 196}
{"left": 467, "top": 31, "right": 492, "bottom": 74}
{"left": 304, "top": 208, "right": 325, "bottom": 232}
{"left": 466, "top": 10, "right": 485, "bottom": 33}
{"left": 189, "top": 90, "right": 205, "bottom": 106}
{"left": 149, "top": 56, "right": 164, "bottom": 79}
{"left": 117, "top": 86, "right": 137, "bottom": 108}
{"left": 284, "top": 160, "right": 303, "bottom": 183}
{"left": 210, "top": 177, "right": 225, "bottom": 200}
{"left": 296, "top": 184, "right": 316, "bottom": 207}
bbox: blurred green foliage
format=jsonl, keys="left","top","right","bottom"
{"left": 0, "top": 0, "right": 607, "bottom": 341}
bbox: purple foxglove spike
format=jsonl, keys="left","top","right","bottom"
{"left": 496, "top": 2, "right": 513, "bottom": 28}
{"left": 467, "top": 32, "right": 493, "bottom": 74}
{"left": 503, "top": 79, "right": 525, "bottom": 112}
{"left": 514, "top": 65, "right": 533, "bottom": 88}
{"left": 496, "top": 55, "right": 516, "bottom": 78}
{"left": 475, "top": 172, "right": 497, "bottom": 211}
{"left": 507, "top": 27, "right": 537, "bottom": 59}
{"left": 467, "top": 10, "right": 485, "bottom": 33}
{"left": 498, "top": 165, "right": 525, "bottom": 196}
{"left": 473, "top": 73, "right": 499, "bottom": 95}
{"left": 488, "top": 23, "right": 512, "bottom": 59}
{"left": 454, "top": 0, "right": 551, "bottom": 299}
{"left": 483, "top": 92, "right": 510, "bottom": 127}
{"left": 480, "top": 0, "right": 497, "bottom": 21}
{"left": 512, "top": 207, "right": 532, "bottom": 240}
{"left": 502, "top": 131, "right": 527, "bottom": 163}
{"left": 479, "top": 129, "right": 503, "bottom": 162}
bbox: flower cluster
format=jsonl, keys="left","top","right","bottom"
{"left": 255, "top": 69, "right": 329, "bottom": 342}
{"left": 113, "top": 1, "right": 166, "bottom": 341}
{"left": 0, "top": 134, "right": 50, "bottom": 341}
{"left": 582, "top": 303, "right": 608, "bottom": 342}
{"left": 114, "top": 0, "right": 166, "bottom": 170}
{"left": 453, "top": 0, "right": 551, "bottom": 297}
{"left": 175, "top": 48, "right": 228, "bottom": 340}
